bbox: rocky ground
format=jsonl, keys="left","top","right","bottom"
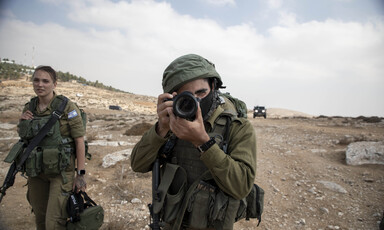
{"left": 0, "top": 80, "right": 383, "bottom": 230}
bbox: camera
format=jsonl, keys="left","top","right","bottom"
{"left": 166, "top": 91, "right": 200, "bottom": 121}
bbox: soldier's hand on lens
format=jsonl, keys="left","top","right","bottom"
{"left": 20, "top": 110, "right": 34, "bottom": 120}
{"left": 169, "top": 103, "right": 210, "bottom": 147}
{"left": 73, "top": 175, "right": 87, "bottom": 193}
{"left": 156, "top": 93, "right": 176, "bottom": 137}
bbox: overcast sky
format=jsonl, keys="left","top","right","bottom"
{"left": 0, "top": 0, "right": 383, "bottom": 117}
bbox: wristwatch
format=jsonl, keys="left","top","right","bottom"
{"left": 77, "top": 169, "right": 86, "bottom": 176}
{"left": 196, "top": 137, "right": 216, "bottom": 153}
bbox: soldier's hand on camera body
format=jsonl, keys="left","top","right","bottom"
{"left": 156, "top": 93, "right": 176, "bottom": 137}
{"left": 169, "top": 103, "right": 210, "bottom": 147}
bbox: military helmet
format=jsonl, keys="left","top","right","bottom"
{"left": 162, "top": 54, "right": 223, "bottom": 93}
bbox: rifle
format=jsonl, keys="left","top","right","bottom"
{"left": 0, "top": 162, "right": 17, "bottom": 203}
{"left": 148, "top": 135, "right": 177, "bottom": 229}
{"left": 0, "top": 96, "right": 68, "bottom": 203}
{"left": 148, "top": 158, "right": 161, "bottom": 230}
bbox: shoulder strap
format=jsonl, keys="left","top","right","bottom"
{"left": 212, "top": 110, "right": 236, "bottom": 154}
{"left": 16, "top": 97, "right": 68, "bottom": 171}
{"left": 81, "top": 191, "right": 98, "bottom": 208}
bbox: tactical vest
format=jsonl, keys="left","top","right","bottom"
{"left": 172, "top": 108, "right": 237, "bottom": 188}
{"left": 16, "top": 96, "right": 75, "bottom": 181}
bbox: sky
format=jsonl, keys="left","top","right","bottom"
{"left": 0, "top": 0, "right": 383, "bottom": 117}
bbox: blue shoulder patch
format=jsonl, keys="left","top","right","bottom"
{"left": 68, "top": 109, "right": 78, "bottom": 119}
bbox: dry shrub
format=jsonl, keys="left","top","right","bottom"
{"left": 363, "top": 116, "right": 382, "bottom": 123}
{"left": 124, "top": 122, "right": 153, "bottom": 136}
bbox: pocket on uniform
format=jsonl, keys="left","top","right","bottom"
{"left": 210, "top": 190, "right": 239, "bottom": 230}
{"left": 25, "top": 148, "right": 43, "bottom": 177}
{"left": 58, "top": 182, "right": 72, "bottom": 227}
{"left": 245, "top": 184, "right": 264, "bottom": 223}
{"left": 43, "top": 148, "right": 61, "bottom": 175}
{"left": 235, "top": 198, "right": 247, "bottom": 221}
{"left": 18, "top": 119, "right": 33, "bottom": 139}
{"left": 162, "top": 173, "right": 187, "bottom": 223}
{"left": 187, "top": 181, "right": 216, "bottom": 229}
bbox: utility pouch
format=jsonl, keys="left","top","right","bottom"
{"left": 18, "top": 119, "right": 34, "bottom": 140}
{"left": 43, "top": 148, "right": 61, "bottom": 175}
{"left": 162, "top": 170, "right": 187, "bottom": 223}
{"left": 210, "top": 190, "right": 241, "bottom": 230}
{"left": 235, "top": 198, "right": 247, "bottom": 221}
{"left": 4, "top": 140, "right": 26, "bottom": 163}
{"left": 60, "top": 149, "right": 72, "bottom": 172}
{"left": 153, "top": 163, "right": 187, "bottom": 224}
{"left": 245, "top": 184, "right": 264, "bottom": 225}
{"left": 25, "top": 147, "right": 43, "bottom": 177}
{"left": 186, "top": 181, "right": 216, "bottom": 229}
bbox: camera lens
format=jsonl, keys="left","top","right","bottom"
{"left": 173, "top": 91, "right": 199, "bottom": 120}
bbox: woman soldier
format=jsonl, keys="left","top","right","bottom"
{"left": 19, "top": 65, "right": 87, "bottom": 229}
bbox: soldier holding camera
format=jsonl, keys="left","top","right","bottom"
{"left": 131, "top": 54, "right": 257, "bottom": 230}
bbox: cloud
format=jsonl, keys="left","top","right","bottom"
{"left": 266, "top": 0, "right": 282, "bottom": 9}
{"left": 203, "top": 0, "right": 236, "bottom": 7}
{"left": 0, "top": 0, "right": 383, "bottom": 116}
{"left": 0, "top": 9, "right": 15, "bottom": 19}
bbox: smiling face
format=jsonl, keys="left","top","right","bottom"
{"left": 32, "top": 70, "right": 57, "bottom": 98}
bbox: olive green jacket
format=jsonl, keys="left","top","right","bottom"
{"left": 131, "top": 101, "right": 257, "bottom": 200}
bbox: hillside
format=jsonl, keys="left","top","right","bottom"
{"left": 0, "top": 79, "right": 384, "bottom": 230}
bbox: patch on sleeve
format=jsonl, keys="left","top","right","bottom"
{"left": 68, "top": 109, "right": 78, "bottom": 119}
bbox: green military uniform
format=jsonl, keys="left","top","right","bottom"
{"left": 131, "top": 99, "right": 256, "bottom": 199}
{"left": 20, "top": 92, "right": 85, "bottom": 230}
{"left": 131, "top": 54, "right": 258, "bottom": 230}
{"left": 131, "top": 98, "right": 257, "bottom": 229}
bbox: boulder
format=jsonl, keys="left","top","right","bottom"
{"left": 102, "top": 149, "right": 132, "bottom": 168}
{"left": 317, "top": 180, "right": 348, "bottom": 194}
{"left": 346, "top": 141, "right": 384, "bottom": 165}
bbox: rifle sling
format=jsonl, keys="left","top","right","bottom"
{"left": 16, "top": 97, "right": 68, "bottom": 171}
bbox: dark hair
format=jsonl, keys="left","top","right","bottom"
{"left": 32, "top": 65, "right": 57, "bottom": 83}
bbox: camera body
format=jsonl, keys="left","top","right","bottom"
{"left": 166, "top": 91, "right": 200, "bottom": 121}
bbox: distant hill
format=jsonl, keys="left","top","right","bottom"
{"left": 266, "top": 108, "right": 314, "bottom": 118}
{"left": 0, "top": 60, "right": 126, "bottom": 93}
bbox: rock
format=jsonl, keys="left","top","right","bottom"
{"left": 89, "top": 140, "right": 119, "bottom": 146}
{"left": 131, "top": 198, "right": 141, "bottom": 204}
{"left": 310, "top": 149, "right": 327, "bottom": 153}
{"left": 317, "top": 181, "right": 347, "bottom": 194}
{"left": 0, "top": 123, "right": 16, "bottom": 130}
{"left": 320, "top": 207, "right": 329, "bottom": 214}
{"left": 346, "top": 141, "right": 384, "bottom": 165}
{"left": 102, "top": 149, "right": 132, "bottom": 168}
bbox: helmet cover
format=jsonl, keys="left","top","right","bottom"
{"left": 162, "top": 54, "right": 223, "bottom": 93}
